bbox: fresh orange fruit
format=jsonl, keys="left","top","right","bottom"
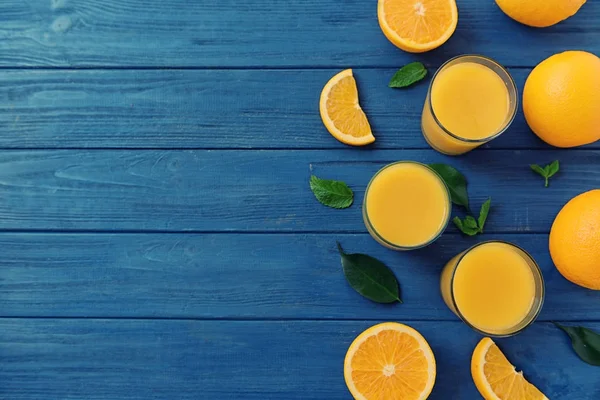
{"left": 523, "top": 51, "right": 600, "bottom": 148}
{"left": 471, "top": 337, "right": 548, "bottom": 400}
{"left": 319, "top": 69, "right": 375, "bottom": 146}
{"left": 378, "top": 0, "right": 458, "bottom": 53}
{"left": 344, "top": 322, "right": 436, "bottom": 400}
{"left": 550, "top": 189, "right": 600, "bottom": 290}
{"left": 495, "top": 0, "right": 586, "bottom": 28}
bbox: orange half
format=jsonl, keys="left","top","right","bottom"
{"left": 344, "top": 322, "right": 436, "bottom": 400}
{"left": 319, "top": 69, "right": 375, "bottom": 146}
{"left": 471, "top": 337, "right": 548, "bottom": 400}
{"left": 378, "top": 0, "right": 458, "bottom": 53}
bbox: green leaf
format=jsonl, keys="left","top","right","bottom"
{"left": 452, "top": 216, "right": 464, "bottom": 230}
{"left": 530, "top": 164, "right": 546, "bottom": 177}
{"left": 554, "top": 323, "right": 600, "bottom": 366}
{"left": 453, "top": 216, "right": 479, "bottom": 236}
{"left": 463, "top": 215, "right": 478, "bottom": 230}
{"left": 429, "top": 164, "right": 469, "bottom": 210}
{"left": 337, "top": 243, "right": 401, "bottom": 304}
{"left": 310, "top": 175, "right": 353, "bottom": 209}
{"left": 530, "top": 161, "right": 559, "bottom": 188}
{"left": 389, "top": 62, "right": 428, "bottom": 88}
{"left": 547, "top": 160, "right": 560, "bottom": 178}
{"left": 477, "top": 198, "right": 492, "bottom": 233}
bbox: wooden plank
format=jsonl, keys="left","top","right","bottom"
{"left": 0, "top": 0, "right": 598, "bottom": 68}
{"left": 1, "top": 233, "right": 599, "bottom": 320}
{"left": 0, "top": 319, "right": 597, "bottom": 399}
{"left": 0, "top": 150, "right": 595, "bottom": 232}
{"left": 3, "top": 69, "right": 598, "bottom": 150}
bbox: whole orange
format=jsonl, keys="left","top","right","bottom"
{"left": 549, "top": 190, "right": 600, "bottom": 290}
{"left": 523, "top": 51, "right": 600, "bottom": 148}
{"left": 495, "top": 0, "right": 586, "bottom": 28}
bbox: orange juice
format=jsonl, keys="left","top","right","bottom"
{"left": 363, "top": 161, "right": 450, "bottom": 250}
{"left": 440, "top": 241, "right": 544, "bottom": 336}
{"left": 422, "top": 55, "right": 518, "bottom": 155}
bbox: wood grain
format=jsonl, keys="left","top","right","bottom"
{"left": 0, "top": 0, "right": 598, "bottom": 68}
{"left": 1, "top": 233, "right": 598, "bottom": 320}
{"left": 0, "top": 150, "right": 595, "bottom": 232}
{"left": 1, "top": 0, "right": 599, "bottom": 398}
{"left": 3, "top": 68, "right": 599, "bottom": 150}
{"left": 1, "top": 319, "right": 598, "bottom": 399}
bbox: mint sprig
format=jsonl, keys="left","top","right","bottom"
{"left": 310, "top": 175, "right": 353, "bottom": 209}
{"left": 389, "top": 62, "right": 428, "bottom": 88}
{"left": 530, "top": 160, "right": 559, "bottom": 187}
{"left": 453, "top": 198, "right": 492, "bottom": 236}
{"left": 429, "top": 164, "right": 492, "bottom": 236}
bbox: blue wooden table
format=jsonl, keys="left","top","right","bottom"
{"left": 1, "top": 1, "right": 599, "bottom": 398}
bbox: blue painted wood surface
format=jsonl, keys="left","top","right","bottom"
{"left": 1, "top": 233, "right": 600, "bottom": 322}
{"left": 0, "top": 0, "right": 599, "bottom": 399}
{"left": 0, "top": 0, "right": 599, "bottom": 68}
{"left": 1, "top": 69, "right": 599, "bottom": 150}
{"left": 1, "top": 320, "right": 598, "bottom": 399}
{"left": 0, "top": 150, "right": 594, "bottom": 232}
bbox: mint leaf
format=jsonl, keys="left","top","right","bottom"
{"left": 310, "top": 175, "right": 353, "bottom": 209}
{"left": 389, "top": 62, "right": 428, "bottom": 88}
{"left": 453, "top": 198, "right": 492, "bottom": 236}
{"left": 338, "top": 243, "right": 401, "bottom": 304}
{"left": 453, "top": 216, "right": 479, "bottom": 236}
{"left": 547, "top": 160, "right": 560, "bottom": 178}
{"left": 453, "top": 216, "right": 464, "bottom": 230}
{"left": 429, "top": 164, "right": 469, "bottom": 210}
{"left": 530, "top": 164, "right": 546, "bottom": 176}
{"left": 478, "top": 198, "right": 492, "bottom": 233}
{"left": 463, "top": 215, "right": 478, "bottom": 230}
{"left": 530, "top": 161, "right": 559, "bottom": 187}
{"left": 430, "top": 164, "right": 491, "bottom": 235}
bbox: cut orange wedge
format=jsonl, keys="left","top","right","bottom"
{"left": 378, "top": 0, "right": 458, "bottom": 53}
{"left": 319, "top": 69, "right": 375, "bottom": 146}
{"left": 471, "top": 338, "right": 549, "bottom": 400}
{"left": 344, "top": 322, "right": 436, "bottom": 400}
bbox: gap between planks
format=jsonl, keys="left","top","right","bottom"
{"left": 0, "top": 229, "right": 551, "bottom": 235}
{"left": 0, "top": 66, "right": 538, "bottom": 71}
{"left": 0, "top": 316, "right": 593, "bottom": 323}
{"left": 0, "top": 147, "right": 592, "bottom": 151}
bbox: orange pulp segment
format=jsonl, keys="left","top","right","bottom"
{"left": 344, "top": 322, "right": 436, "bottom": 400}
{"left": 319, "top": 69, "right": 375, "bottom": 146}
{"left": 471, "top": 337, "right": 549, "bottom": 400}
{"left": 378, "top": 0, "right": 458, "bottom": 53}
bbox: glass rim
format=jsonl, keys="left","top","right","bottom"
{"left": 427, "top": 54, "right": 519, "bottom": 144}
{"left": 448, "top": 240, "right": 545, "bottom": 337}
{"left": 362, "top": 161, "right": 452, "bottom": 250}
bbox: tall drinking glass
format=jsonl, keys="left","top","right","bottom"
{"left": 422, "top": 55, "right": 518, "bottom": 155}
{"left": 440, "top": 241, "right": 545, "bottom": 337}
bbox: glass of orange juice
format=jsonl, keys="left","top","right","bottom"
{"left": 422, "top": 55, "right": 518, "bottom": 155}
{"left": 363, "top": 161, "right": 451, "bottom": 250}
{"left": 440, "top": 241, "right": 545, "bottom": 337}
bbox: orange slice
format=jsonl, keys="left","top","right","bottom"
{"left": 471, "top": 337, "right": 549, "bottom": 400}
{"left": 344, "top": 322, "right": 436, "bottom": 400}
{"left": 319, "top": 69, "right": 375, "bottom": 146}
{"left": 378, "top": 0, "right": 458, "bottom": 53}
